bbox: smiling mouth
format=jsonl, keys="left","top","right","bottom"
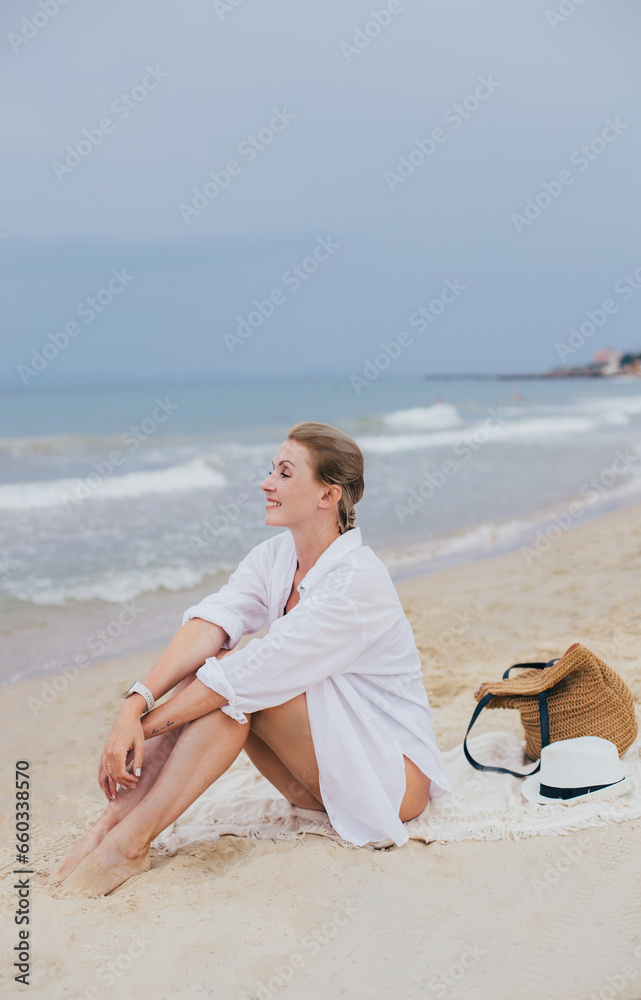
{"left": 266, "top": 500, "right": 281, "bottom": 507}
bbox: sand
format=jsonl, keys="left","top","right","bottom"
{"left": 2, "top": 503, "right": 641, "bottom": 1000}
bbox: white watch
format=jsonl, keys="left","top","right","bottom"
{"left": 124, "top": 681, "right": 155, "bottom": 714}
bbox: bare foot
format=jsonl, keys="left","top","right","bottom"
{"left": 47, "top": 820, "right": 111, "bottom": 887}
{"left": 54, "top": 830, "right": 150, "bottom": 898}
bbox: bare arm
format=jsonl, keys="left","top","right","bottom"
{"left": 139, "top": 617, "right": 229, "bottom": 703}
{"left": 140, "top": 677, "right": 230, "bottom": 739}
{"left": 99, "top": 618, "right": 228, "bottom": 798}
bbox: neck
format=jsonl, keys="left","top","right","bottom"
{"left": 290, "top": 521, "right": 342, "bottom": 578}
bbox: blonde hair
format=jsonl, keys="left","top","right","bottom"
{"left": 288, "top": 422, "right": 364, "bottom": 534}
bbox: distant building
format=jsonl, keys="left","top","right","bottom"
{"left": 592, "top": 348, "right": 623, "bottom": 375}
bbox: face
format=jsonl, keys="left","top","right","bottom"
{"left": 261, "top": 439, "right": 341, "bottom": 531}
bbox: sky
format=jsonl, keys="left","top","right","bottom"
{"left": 1, "top": 0, "right": 640, "bottom": 386}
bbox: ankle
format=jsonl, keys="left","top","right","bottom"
{"left": 125, "top": 842, "right": 151, "bottom": 862}
{"left": 96, "top": 808, "right": 122, "bottom": 835}
{"left": 107, "top": 828, "right": 151, "bottom": 861}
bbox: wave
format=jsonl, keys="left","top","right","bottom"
{"left": 380, "top": 404, "right": 462, "bottom": 432}
{"left": 5, "top": 562, "right": 234, "bottom": 607}
{"left": 0, "top": 433, "right": 116, "bottom": 456}
{"left": 500, "top": 394, "right": 641, "bottom": 422}
{"left": 0, "top": 457, "right": 227, "bottom": 511}
{"left": 382, "top": 517, "right": 538, "bottom": 575}
{"left": 382, "top": 469, "right": 641, "bottom": 576}
{"left": 358, "top": 414, "right": 600, "bottom": 454}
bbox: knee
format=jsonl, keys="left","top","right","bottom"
{"left": 250, "top": 694, "right": 307, "bottom": 737}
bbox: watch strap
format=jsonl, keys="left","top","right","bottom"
{"left": 125, "top": 681, "right": 155, "bottom": 714}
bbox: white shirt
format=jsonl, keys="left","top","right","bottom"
{"left": 182, "top": 527, "right": 450, "bottom": 847}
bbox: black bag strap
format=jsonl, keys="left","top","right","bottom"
{"left": 502, "top": 661, "right": 549, "bottom": 679}
{"left": 463, "top": 660, "right": 556, "bottom": 777}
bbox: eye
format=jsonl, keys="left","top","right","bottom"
{"left": 280, "top": 471, "right": 290, "bottom": 478}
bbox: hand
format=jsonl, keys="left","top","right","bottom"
{"left": 98, "top": 701, "right": 146, "bottom": 800}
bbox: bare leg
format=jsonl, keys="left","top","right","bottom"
{"left": 251, "top": 694, "right": 431, "bottom": 822}
{"left": 48, "top": 673, "right": 201, "bottom": 885}
{"left": 56, "top": 707, "right": 249, "bottom": 897}
{"left": 249, "top": 694, "right": 325, "bottom": 807}
{"left": 47, "top": 726, "right": 184, "bottom": 885}
{"left": 400, "top": 756, "right": 431, "bottom": 823}
{"left": 244, "top": 727, "right": 326, "bottom": 810}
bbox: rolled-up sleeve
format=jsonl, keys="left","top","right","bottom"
{"left": 182, "top": 542, "right": 270, "bottom": 649}
{"left": 196, "top": 558, "right": 400, "bottom": 723}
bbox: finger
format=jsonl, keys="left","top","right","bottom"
{"left": 101, "top": 768, "right": 116, "bottom": 802}
{"left": 115, "top": 752, "right": 137, "bottom": 787}
{"left": 102, "top": 764, "right": 115, "bottom": 800}
{"left": 98, "top": 772, "right": 110, "bottom": 800}
{"left": 132, "top": 735, "right": 145, "bottom": 779}
{"left": 107, "top": 750, "right": 132, "bottom": 786}
{"left": 102, "top": 753, "right": 121, "bottom": 799}
{"left": 98, "top": 755, "right": 110, "bottom": 798}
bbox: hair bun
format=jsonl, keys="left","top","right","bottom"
{"left": 339, "top": 507, "right": 356, "bottom": 533}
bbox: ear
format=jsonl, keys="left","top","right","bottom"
{"left": 318, "top": 483, "right": 342, "bottom": 509}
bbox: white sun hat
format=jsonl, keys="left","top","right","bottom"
{"left": 521, "top": 736, "right": 636, "bottom": 805}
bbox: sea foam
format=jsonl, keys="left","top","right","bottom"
{"left": 0, "top": 457, "right": 227, "bottom": 511}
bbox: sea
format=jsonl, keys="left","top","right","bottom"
{"left": 2, "top": 375, "right": 641, "bottom": 686}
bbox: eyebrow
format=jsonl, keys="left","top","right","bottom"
{"left": 271, "top": 459, "right": 295, "bottom": 468}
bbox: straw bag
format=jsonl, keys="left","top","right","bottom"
{"left": 464, "top": 642, "right": 638, "bottom": 777}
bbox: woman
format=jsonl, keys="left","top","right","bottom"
{"left": 52, "top": 422, "right": 450, "bottom": 897}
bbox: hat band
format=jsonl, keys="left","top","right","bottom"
{"left": 539, "top": 777, "right": 624, "bottom": 800}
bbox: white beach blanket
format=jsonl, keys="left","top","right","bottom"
{"left": 153, "top": 731, "right": 641, "bottom": 853}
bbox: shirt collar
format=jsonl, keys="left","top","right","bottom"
{"left": 292, "top": 527, "right": 362, "bottom": 593}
